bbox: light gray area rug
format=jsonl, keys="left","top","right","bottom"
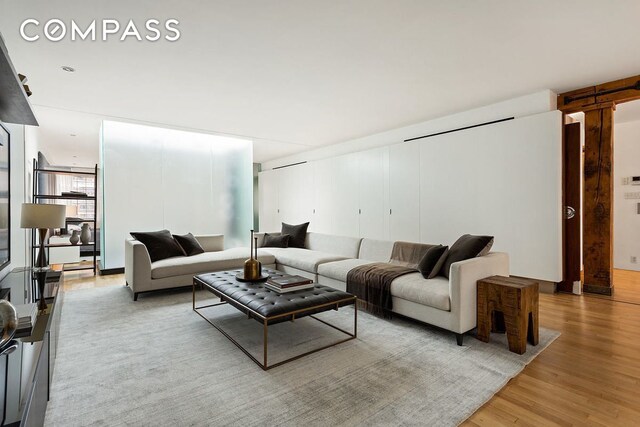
{"left": 45, "top": 286, "right": 559, "bottom": 426}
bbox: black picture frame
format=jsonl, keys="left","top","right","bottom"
{"left": 0, "top": 123, "right": 9, "bottom": 272}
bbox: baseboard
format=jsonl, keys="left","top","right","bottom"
{"left": 583, "top": 284, "right": 613, "bottom": 296}
{"left": 99, "top": 267, "right": 124, "bottom": 275}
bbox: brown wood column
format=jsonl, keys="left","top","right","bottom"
{"left": 582, "top": 106, "right": 614, "bottom": 295}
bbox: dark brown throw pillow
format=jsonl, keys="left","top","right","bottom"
{"left": 173, "top": 233, "right": 205, "bottom": 256}
{"left": 130, "top": 230, "right": 185, "bottom": 262}
{"left": 281, "top": 222, "right": 309, "bottom": 248}
{"left": 261, "top": 233, "right": 290, "bottom": 248}
{"left": 439, "top": 234, "right": 494, "bottom": 278}
{"left": 417, "top": 245, "right": 449, "bottom": 279}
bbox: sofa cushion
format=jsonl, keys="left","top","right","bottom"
{"left": 262, "top": 247, "right": 347, "bottom": 274}
{"left": 151, "top": 247, "right": 275, "bottom": 279}
{"left": 317, "top": 258, "right": 377, "bottom": 282}
{"left": 173, "top": 233, "right": 205, "bottom": 256}
{"left": 306, "top": 233, "right": 362, "bottom": 258}
{"left": 440, "top": 234, "right": 494, "bottom": 278}
{"left": 390, "top": 272, "right": 451, "bottom": 311}
{"left": 130, "top": 230, "right": 185, "bottom": 262}
{"left": 281, "top": 222, "right": 309, "bottom": 248}
{"left": 261, "top": 233, "right": 290, "bottom": 248}
{"left": 358, "top": 239, "right": 394, "bottom": 262}
{"left": 418, "top": 245, "right": 448, "bottom": 279}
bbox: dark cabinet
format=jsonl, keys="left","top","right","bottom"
{"left": 1, "top": 269, "right": 62, "bottom": 426}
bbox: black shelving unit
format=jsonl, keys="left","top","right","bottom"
{"left": 31, "top": 159, "right": 98, "bottom": 274}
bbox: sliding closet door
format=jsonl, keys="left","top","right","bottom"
{"left": 332, "top": 152, "right": 360, "bottom": 237}
{"left": 258, "top": 169, "right": 279, "bottom": 232}
{"left": 310, "top": 158, "right": 334, "bottom": 233}
{"left": 388, "top": 142, "right": 420, "bottom": 241}
{"left": 278, "top": 163, "right": 313, "bottom": 226}
{"left": 358, "top": 147, "right": 388, "bottom": 239}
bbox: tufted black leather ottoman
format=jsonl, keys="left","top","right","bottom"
{"left": 193, "top": 268, "right": 357, "bottom": 370}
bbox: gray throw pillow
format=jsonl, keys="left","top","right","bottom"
{"left": 439, "top": 234, "right": 494, "bottom": 278}
{"left": 173, "top": 233, "right": 205, "bottom": 256}
{"left": 130, "top": 230, "right": 185, "bottom": 262}
{"left": 262, "top": 233, "right": 290, "bottom": 248}
{"left": 417, "top": 245, "right": 449, "bottom": 279}
{"left": 281, "top": 222, "right": 309, "bottom": 248}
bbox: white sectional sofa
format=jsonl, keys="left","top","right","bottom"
{"left": 125, "top": 231, "right": 508, "bottom": 344}
{"left": 124, "top": 234, "right": 276, "bottom": 301}
{"left": 257, "top": 232, "right": 509, "bottom": 344}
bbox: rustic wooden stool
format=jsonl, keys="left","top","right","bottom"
{"left": 476, "top": 276, "right": 539, "bottom": 354}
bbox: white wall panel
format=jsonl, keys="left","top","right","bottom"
{"left": 613, "top": 120, "right": 640, "bottom": 271}
{"left": 258, "top": 169, "right": 279, "bottom": 232}
{"left": 332, "top": 153, "right": 360, "bottom": 237}
{"left": 277, "top": 163, "right": 313, "bottom": 227}
{"left": 257, "top": 110, "right": 562, "bottom": 282}
{"left": 419, "top": 111, "right": 562, "bottom": 282}
{"left": 310, "top": 159, "right": 334, "bottom": 233}
{"left": 358, "top": 147, "right": 388, "bottom": 239}
{"left": 389, "top": 142, "right": 420, "bottom": 242}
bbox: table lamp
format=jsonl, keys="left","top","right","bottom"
{"left": 20, "top": 203, "right": 66, "bottom": 271}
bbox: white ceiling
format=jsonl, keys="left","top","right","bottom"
{"left": 1, "top": 0, "right": 640, "bottom": 166}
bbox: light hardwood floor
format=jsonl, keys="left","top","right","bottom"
{"left": 62, "top": 268, "right": 640, "bottom": 426}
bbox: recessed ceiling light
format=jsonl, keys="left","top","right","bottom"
{"left": 62, "top": 66, "right": 75, "bottom": 72}
{"left": 72, "top": 156, "right": 77, "bottom": 158}
{"left": 70, "top": 134, "right": 77, "bottom": 137}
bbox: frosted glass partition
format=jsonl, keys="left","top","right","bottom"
{"left": 99, "top": 121, "right": 253, "bottom": 270}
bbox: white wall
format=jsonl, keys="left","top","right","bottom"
{"left": 262, "top": 90, "right": 556, "bottom": 170}
{"left": 419, "top": 111, "right": 562, "bottom": 282}
{"left": 100, "top": 121, "right": 253, "bottom": 270}
{"left": 259, "top": 92, "right": 563, "bottom": 282}
{"left": 613, "top": 120, "right": 640, "bottom": 271}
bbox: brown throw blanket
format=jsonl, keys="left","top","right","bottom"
{"left": 346, "top": 241, "right": 433, "bottom": 317}
{"left": 346, "top": 263, "right": 415, "bottom": 317}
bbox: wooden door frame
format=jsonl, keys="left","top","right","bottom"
{"left": 558, "top": 74, "right": 640, "bottom": 295}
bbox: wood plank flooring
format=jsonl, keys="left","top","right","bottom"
{"left": 465, "top": 269, "right": 640, "bottom": 426}
{"left": 63, "top": 268, "right": 640, "bottom": 426}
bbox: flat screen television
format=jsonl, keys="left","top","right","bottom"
{"left": 0, "top": 124, "right": 9, "bottom": 272}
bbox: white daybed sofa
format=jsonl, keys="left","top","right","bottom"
{"left": 124, "top": 234, "right": 275, "bottom": 301}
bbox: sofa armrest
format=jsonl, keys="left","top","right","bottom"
{"left": 194, "top": 234, "right": 224, "bottom": 252}
{"left": 448, "top": 252, "right": 509, "bottom": 334}
{"left": 125, "top": 238, "right": 153, "bottom": 294}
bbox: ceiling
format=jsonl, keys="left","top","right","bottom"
{"left": 1, "top": 0, "right": 640, "bottom": 166}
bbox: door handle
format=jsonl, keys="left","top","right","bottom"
{"left": 565, "top": 206, "right": 576, "bottom": 219}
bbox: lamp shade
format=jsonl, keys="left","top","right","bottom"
{"left": 20, "top": 203, "right": 66, "bottom": 229}
{"left": 65, "top": 204, "right": 78, "bottom": 217}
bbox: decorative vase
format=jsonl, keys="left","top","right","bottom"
{"left": 0, "top": 299, "right": 17, "bottom": 348}
{"left": 243, "top": 230, "right": 260, "bottom": 280}
{"left": 69, "top": 230, "right": 80, "bottom": 245}
{"left": 80, "top": 223, "right": 91, "bottom": 245}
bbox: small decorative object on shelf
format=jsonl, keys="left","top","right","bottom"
{"left": 0, "top": 299, "right": 18, "bottom": 348}
{"left": 34, "top": 271, "right": 48, "bottom": 311}
{"left": 80, "top": 223, "right": 91, "bottom": 244}
{"left": 69, "top": 230, "right": 80, "bottom": 245}
{"left": 236, "top": 230, "right": 269, "bottom": 282}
